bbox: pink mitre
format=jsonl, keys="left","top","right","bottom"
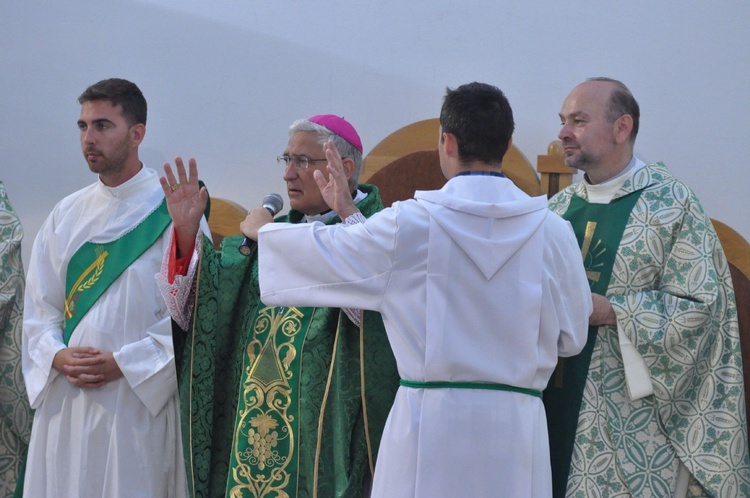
{"left": 308, "top": 114, "right": 363, "bottom": 153}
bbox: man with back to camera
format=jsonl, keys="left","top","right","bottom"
{"left": 543, "top": 77, "right": 750, "bottom": 497}
{"left": 240, "top": 82, "right": 592, "bottom": 497}
{"left": 157, "top": 115, "right": 399, "bottom": 497}
{"left": 21, "top": 78, "right": 188, "bottom": 497}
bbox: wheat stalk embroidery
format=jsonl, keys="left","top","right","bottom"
{"left": 64, "top": 247, "right": 108, "bottom": 321}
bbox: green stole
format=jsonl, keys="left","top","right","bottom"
{"left": 543, "top": 189, "right": 642, "bottom": 498}
{"left": 63, "top": 199, "right": 171, "bottom": 344}
{"left": 226, "top": 300, "right": 314, "bottom": 496}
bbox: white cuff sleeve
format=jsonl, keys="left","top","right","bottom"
{"left": 618, "top": 323, "right": 654, "bottom": 400}
{"left": 114, "top": 316, "right": 177, "bottom": 417}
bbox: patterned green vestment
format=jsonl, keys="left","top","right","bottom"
{"left": 546, "top": 163, "right": 750, "bottom": 497}
{"left": 177, "top": 184, "right": 399, "bottom": 498}
{"left": 0, "top": 182, "right": 33, "bottom": 498}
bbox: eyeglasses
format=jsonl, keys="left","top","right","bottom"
{"left": 276, "top": 155, "right": 328, "bottom": 170}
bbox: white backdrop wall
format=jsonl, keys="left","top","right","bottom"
{"left": 2, "top": 1, "right": 748, "bottom": 269}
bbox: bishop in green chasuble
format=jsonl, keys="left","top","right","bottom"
{"left": 544, "top": 162, "right": 750, "bottom": 497}
{"left": 177, "top": 184, "right": 399, "bottom": 498}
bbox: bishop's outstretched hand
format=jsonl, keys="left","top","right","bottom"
{"left": 314, "top": 140, "right": 360, "bottom": 220}
{"left": 160, "top": 157, "right": 208, "bottom": 257}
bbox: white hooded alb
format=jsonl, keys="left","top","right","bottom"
{"left": 259, "top": 174, "right": 591, "bottom": 498}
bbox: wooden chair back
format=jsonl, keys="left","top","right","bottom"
{"left": 712, "top": 219, "right": 750, "bottom": 445}
{"left": 207, "top": 197, "right": 247, "bottom": 250}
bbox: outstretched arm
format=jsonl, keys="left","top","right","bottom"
{"left": 160, "top": 157, "right": 208, "bottom": 257}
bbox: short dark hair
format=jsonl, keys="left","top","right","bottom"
{"left": 78, "top": 78, "right": 147, "bottom": 127}
{"left": 439, "top": 82, "right": 514, "bottom": 166}
{"left": 587, "top": 77, "right": 639, "bottom": 143}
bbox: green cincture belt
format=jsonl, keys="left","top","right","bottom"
{"left": 399, "top": 379, "right": 542, "bottom": 398}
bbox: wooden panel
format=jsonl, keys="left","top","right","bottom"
{"left": 709, "top": 220, "right": 750, "bottom": 448}
{"left": 712, "top": 218, "right": 750, "bottom": 280}
{"left": 730, "top": 263, "right": 750, "bottom": 449}
{"left": 367, "top": 150, "right": 445, "bottom": 208}
{"left": 208, "top": 197, "right": 247, "bottom": 250}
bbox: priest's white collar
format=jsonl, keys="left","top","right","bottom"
{"left": 584, "top": 156, "right": 646, "bottom": 204}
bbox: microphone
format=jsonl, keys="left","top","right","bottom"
{"left": 239, "top": 193, "right": 284, "bottom": 256}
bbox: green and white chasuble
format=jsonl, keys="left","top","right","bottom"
{"left": 0, "top": 182, "right": 32, "bottom": 498}
{"left": 544, "top": 162, "right": 750, "bottom": 497}
{"left": 177, "top": 184, "right": 399, "bottom": 498}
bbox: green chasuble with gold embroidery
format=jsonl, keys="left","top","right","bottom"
{"left": 545, "top": 162, "right": 750, "bottom": 497}
{"left": 178, "top": 184, "right": 399, "bottom": 498}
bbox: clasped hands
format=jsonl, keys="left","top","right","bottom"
{"left": 53, "top": 347, "right": 123, "bottom": 388}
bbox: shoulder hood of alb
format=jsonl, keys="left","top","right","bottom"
{"left": 415, "top": 176, "right": 549, "bottom": 279}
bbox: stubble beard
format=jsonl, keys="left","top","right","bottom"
{"left": 563, "top": 145, "right": 597, "bottom": 173}
{"left": 84, "top": 136, "right": 130, "bottom": 178}
{"left": 565, "top": 153, "right": 587, "bottom": 171}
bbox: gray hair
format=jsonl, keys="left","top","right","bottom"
{"left": 289, "top": 119, "right": 363, "bottom": 190}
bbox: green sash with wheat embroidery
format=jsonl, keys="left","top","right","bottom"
{"left": 62, "top": 199, "right": 171, "bottom": 345}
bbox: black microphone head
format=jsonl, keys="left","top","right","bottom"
{"left": 262, "top": 193, "right": 284, "bottom": 216}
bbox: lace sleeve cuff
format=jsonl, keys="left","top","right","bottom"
{"left": 343, "top": 211, "right": 367, "bottom": 226}
{"left": 156, "top": 229, "right": 201, "bottom": 330}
